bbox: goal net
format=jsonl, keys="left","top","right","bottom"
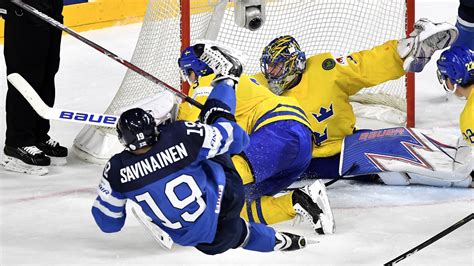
{"left": 73, "top": 0, "right": 415, "bottom": 163}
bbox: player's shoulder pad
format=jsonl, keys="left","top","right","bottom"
{"left": 103, "top": 154, "right": 122, "bottom": 178}
{"left": 101, "top": 154, "right": 124, "bottom": 191}
{"left": 249, "top": 72, "right": 269, "bottom": 87}
{"left": 159, "top": 121, "right": 206, "bottom": 151}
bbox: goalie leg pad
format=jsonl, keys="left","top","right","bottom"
{"left": 407, "top": 172, "right": 472, "bottom": 188}
{"left": 380, "top": 172, "right": 472, "bottom": 187}
{"left": 378, "top": 172, "right": 410, "bottom": 186}
{"left": 340, "top": 127, "right": 472, "bottom": 187}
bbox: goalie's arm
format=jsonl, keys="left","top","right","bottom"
{"left": 330, "top": 41, "right": 406, "bottom": 96}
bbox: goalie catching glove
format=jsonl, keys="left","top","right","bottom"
{"left": 398, "top": 18, "right": 458, "bottom": 72}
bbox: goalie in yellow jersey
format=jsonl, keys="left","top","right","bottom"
{"left": 253, "top": 18, "right": 472, "bottom": 188}
{"left": 178, "top": 42, "right": 335, "bottom": 234}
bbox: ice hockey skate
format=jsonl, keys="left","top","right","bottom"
{"left": 274, "top": 232, "right": 306, "bottom": 251}
{"left": 293, "top": 179, "right": 335, "bottom": 234}
{"left": 2, "top": 145, "right": 49, "bottom": 175}
{"left": 399, "top": 18, "right": 458, "bottom": 72}
{"left": 37, "top": 138, "right": 68, "bottom": 166}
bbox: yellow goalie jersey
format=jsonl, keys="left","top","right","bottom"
{"left": 460, "top": 89, "right": 474, "bottom": 145}
{"left": 178, "top": 74, "right": 311, "bottom": 134}
{"left": 253, "top": 40, "right": 406, "bottom": 157}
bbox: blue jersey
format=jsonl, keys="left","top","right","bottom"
{"left": 91, "top": 119, "right": 249, "bottom": 247}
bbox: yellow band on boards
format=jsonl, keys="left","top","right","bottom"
{"left": 0, "top": 0, "right": 148, "bottom": 44}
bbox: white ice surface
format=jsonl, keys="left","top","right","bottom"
{"left": 0, "top": 0, "right": 473, "bottom": 265}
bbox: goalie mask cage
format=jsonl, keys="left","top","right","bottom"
{"left": 73, "top": 0, "right": 415, "bottom": 163}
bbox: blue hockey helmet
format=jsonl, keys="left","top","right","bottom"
{"left": 178, "top": 44, "right": 214, "bottom": 86}
{"left": 260, "top": 35, "right": 306, "bottom": 95}
{"left": 436, "top": 46, "right": 474, "bottom": 92}
{"left": 116, "top": 108, "right": 157, "bottom": 151}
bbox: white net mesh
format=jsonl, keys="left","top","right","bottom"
{"left": 75, "top": 0, "right": 411, "bottom": 159}
{"left": 215, "top": 0, "right": 408, "bottom": 112}
{"left": 106, "top": 0, "right": 409, "bottom": 116}
{"left": 107, "top": 0, "right": 406, "bottom": 113}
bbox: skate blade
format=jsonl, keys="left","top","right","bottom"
{"left": 309, "top": 180, "right": 336, "bottom": 234}
{"left": 2, "top": 155, "right": 48, "bottom": 175}
{"left": 306, "top": 238, "right": 320, "bottom": 245}
{"left": 50, "top": 156, "right": 67, "bottom": 166}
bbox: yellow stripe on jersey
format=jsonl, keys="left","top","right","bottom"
{"left": 178, "top": 74, "right": 311, "bottom": 134}
{"left": 251, "top": 103, "right": 310, "bottom": 133}
{"left": 252, "top": 40, "right": 406, "bottom": 157}
{"left": 460, "top": 90, "right": 474, "bottom": 145}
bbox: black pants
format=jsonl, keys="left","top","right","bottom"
{"left": 196, "top": 155, "right": 248, "bottom": 255}
{"left": 3, "top": 0, "right": 63, "bottom": 147}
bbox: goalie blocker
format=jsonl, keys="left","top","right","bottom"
{"left": 340, "top": 127, "right": 472, "bottom": 187}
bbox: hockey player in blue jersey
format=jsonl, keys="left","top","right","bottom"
{"left": 91, "top": 43, "right": 306, "bottom": 254}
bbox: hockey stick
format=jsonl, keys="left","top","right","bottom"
{"left": 286, "top": 163, "right": 358, "bottom": 190}
{"left": 7, "top": 73, "right": 119, "bottom": 127}
{"left": 10, "top": 0, "right": 203, "bottom": 110}
{"left": 131, "top": 205, "right": 173, "bottom": 250}
{"left": 384, "top": 213, "right": 474, "bottom": 265}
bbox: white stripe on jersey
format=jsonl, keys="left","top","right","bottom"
{"left": 202, "top": 124, "right": 224, "bottom": 159}
{"left": 217, "top": 122, "right": 234, "bottom": 155}
{"left": 93, "top": 200, "right": 124, "bottom": 219}
{"left": 97, "top": 178, "right": 126, "bottom": 207}
{"left": 98, "top": 191, "right": 126, "bottom": 207}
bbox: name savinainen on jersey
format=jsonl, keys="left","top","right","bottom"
{"left": 120, "top": 142, "right": 188, "bottom": 183}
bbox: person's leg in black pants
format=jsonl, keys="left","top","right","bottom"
{"left": 4, "top": 7, "right": 50, "bottom": 147}
{"left": 36, "top": 17, "right": 63, "bottom": 143}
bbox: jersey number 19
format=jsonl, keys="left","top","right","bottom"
{"left": 135, "top": 174, "right": 206, "bottom": 229}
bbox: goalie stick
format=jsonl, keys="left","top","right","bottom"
{"left": 7, "top": 73, "right": 119, "bottom": 127}
{"left": 131, "top": 204, "right": 173, "bottom": 250}
{"left": 384, "top": 213, "right": 474, "bottom": 265}
{"left": 10, "top": 0, "right": 203, "bottom": 110}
